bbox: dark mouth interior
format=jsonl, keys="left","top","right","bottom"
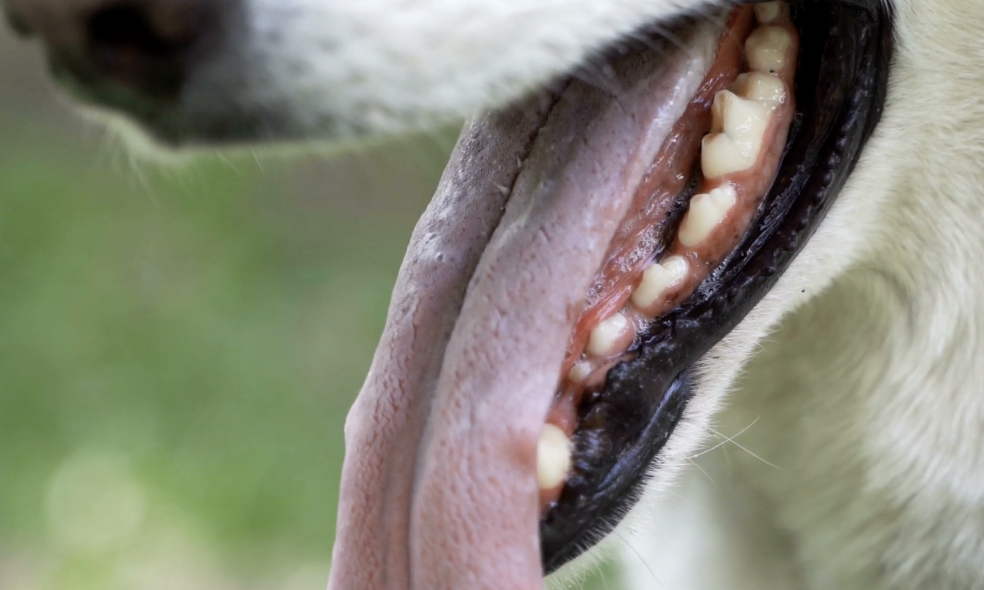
{"left": 540, "top": 0, "right": 893, "bottom": 573}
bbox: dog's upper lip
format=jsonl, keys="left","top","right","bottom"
{"left": 328, "top": 0, "right": 893, "bottom": 587}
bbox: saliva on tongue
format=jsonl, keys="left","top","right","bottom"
{"left": 537, "top": 1, "right": 798, "bottom": 509}
{"left": 327, "top": 3, "right": 796, "bottom": 590}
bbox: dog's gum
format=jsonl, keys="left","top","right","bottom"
{"left": 538, "top": 4, "right": 798, "bottom": 511}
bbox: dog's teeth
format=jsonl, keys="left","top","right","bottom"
{"left": 718, "top": 90, "right": 771, "bottom": 142}
{"left": 746, "top": 26, "right": 793, "bottom": 74}
{"left": 568, "top": 361, "right": 592, "bottom": 383}
{"left": 753, "top": 2, "right": 784, "bottom": 24}
{"left": 632, "top": 255, "right": 689, "bottom": 309}
{"left": 704, "top": 91, "right": 770, "bottom": 178}
{"left": 678, "top": 184, "right": 738, "bottom": 247}
{"left": 733, "top": 72, "right": 787, "bottom": 109}
{"left": 537, "top": 423, "right": 572, "bottom": 491}
{"left": 586, "top": 313, "right": 630, "bottom": 357}
{"left": 702, "top": 134, "right": 744, "bottom": 179}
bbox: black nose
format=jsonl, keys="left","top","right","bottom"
{"left": 4, "top": 0, "right": 217, "bottom": 102}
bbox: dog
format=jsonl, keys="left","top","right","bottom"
{"left": 5, "top": 0, "right": 984, "bottom": 588}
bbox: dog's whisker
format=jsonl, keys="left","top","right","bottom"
{"left": 707, "top": 425, "right": 779, "bottom": 470}
{"left": 613, "top": 530, "right": 664, "bottom": 588}
{"left": 689, "top": 416, "right": 761, "bottom": 460}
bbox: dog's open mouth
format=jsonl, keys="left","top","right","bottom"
{"left": 330, "top": 1, "right": 892, "bottom": 587}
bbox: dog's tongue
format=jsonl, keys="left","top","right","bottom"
{"left": 328, "top": 20, "right": 720, "bottom": 590}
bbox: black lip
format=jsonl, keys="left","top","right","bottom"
{"left": 541, "top": 0, "right": 894, "bottom": 572}
{"left": 48, "top": 51, "right": 172, "bottom": 120}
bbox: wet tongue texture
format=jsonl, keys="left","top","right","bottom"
{"left": 328, "top": 19, "right": 721, "bottom": 590}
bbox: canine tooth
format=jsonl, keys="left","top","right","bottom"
{"left": 586, "top": 313, "right": 629, "bottom": 357}
{"left": 678, "top": 184, "right": 738, "bottom": 247}
{"left": 632, "top": 255, "right": 689, "bottom": 308}
{"left": 753, "top": 2, "right": 784, "bottom": 24}
{"left": 537, "top": 424, "right": 572, "bottom": 491}
{"left": 568, "top": 361, "right": 592, "bottom": 383}
{"left": 733, "top": 72, "right": 787, "bottom": 109}
{"left": 746, "top": 26, "right": 793, "bottom": 74}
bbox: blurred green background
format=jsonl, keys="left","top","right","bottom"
{"left": 0, "top": 25, "right": 617, "bottom": 590}
{"left": 0, "top": 24, "right": 445, "bottom": 590}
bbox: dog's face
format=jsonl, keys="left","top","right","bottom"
{"left": 6, "top": 0, "right": 984, "bottom": 588}
{"left": 3, "top": 0, "right": 734, "bottom": 145}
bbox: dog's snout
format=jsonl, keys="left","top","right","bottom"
{"left": 4, "top": 0, "right": 218, "bottom": 102}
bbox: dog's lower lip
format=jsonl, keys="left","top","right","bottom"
{"left": 539, "top": 0, "right": 893, "bottom": 572}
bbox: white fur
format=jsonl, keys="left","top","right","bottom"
{"left": 82, "top": 0, "right": 984, "bottom": 586}
{"left": 138, "top": 0, "right": 710, "bottom": 142}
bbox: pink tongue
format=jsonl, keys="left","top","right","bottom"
{"left": 328, "top": 20, "right": 720, "bottom": 590}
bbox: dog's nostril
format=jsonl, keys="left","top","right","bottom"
{"left": 86, "top": 0, "right": 205, "bottom": 59}
{"left": 80, "top": 1, "right": 212, "bottom": 100}
{"left": 87, "top": 4, "right": 198, "bottom": 60}
{"left": 90, "top": 7, "right": 173, "bottom": 60}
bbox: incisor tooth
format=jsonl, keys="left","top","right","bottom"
{"left": 537, "top": 423, "right": 572, "bottom": 491}
{"left": 753, "top": 2, "right": 784, "bottom": 24}
{"left": 632, "top": 255, "right": 689, "bottom": 309}
{"left": 678, "top": 184, "right": 738, "bottom": 248}
{"left": 746, "top": 26, "right": 793, "bottom": 74}
{"left": 586, "top": 313, "right": 629, "bottom": 357}
{"left": 733, "top": 72, "right": 787, "bottom": 108}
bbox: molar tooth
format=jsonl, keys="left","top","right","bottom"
{"left": 568, "top": 361, "right": 592, "bottom": 383}
{"left": 717, "top": 90, "right": 771, "bottom": 142}
{"left": 746, "top": 26, "right": 793, "bottom": 74}
{"left": 702, "top": 91, "right": 770, "bottom": 178}
{"left": 753, "top": 2, "right": 784, "bottom": 24}
{"left": 678, "top": 184, "right": 738, "bottom": 248}
{"left": 702, "top": 134, "right": 746, "bottom": 179}
{"left": 537, "top": 424, "right": 572, "bottom": 491}
{"left": 631, "top": 255, "right": 689, "bottom": 309}
{"left": 733, "top": 72, "right": 787, "bottom": 109}
{"left": 586, "top": 313, "right": 629, "bottom": 357}
{"left": 711, "top": 91, "right": 726, "bottom": 134}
